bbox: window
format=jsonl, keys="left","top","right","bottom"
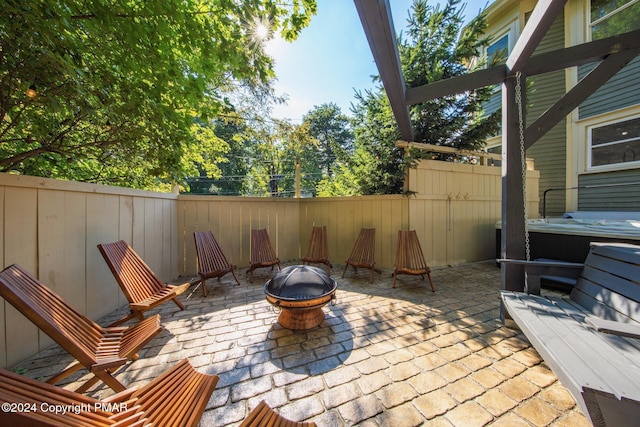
{"left": 590, "top": 0, "right": 640, "bottom": 40}
{"left": 487, "top": 34, "right": 509, "bottom": 65}
{"left": 589, "top": 116, "right": 640, "bottom": 168}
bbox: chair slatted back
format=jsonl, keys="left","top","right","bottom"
{"left": 194, "top": 231, "right": 232, "bottom": 275}
{"left": 250, "top": 229, "right": 278, "bottom": 265}
{"left": 0, "top": 359, "right": 218, "bottom": 427}
{"left": 304, "top": 226, "right": 329, "bottom": 261}
{"left": 571, "top": 242, "right": 640, "bottom": 323}
{"left": 98, "top": 240, "right": 166, "bottom": 303}
{"left": 132, "top": 359, "right": 219, "bottom": 427}
{"left": 240, "top": 400, "right": 317, "bottom": 427}
{"left": 0, "top": 368, "right": 113, "bottom": 426}
{"left": 0, "top": 264, "right": 102, "bottom": 368}
{"left": 347, "top": 228, "right": 375, "bottom": 266}
{"left": 395, "top": 230, "right": 428, "bottom": 271}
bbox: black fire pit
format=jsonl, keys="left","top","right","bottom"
{"left": 264, "top": 265, "right": 337, "bottom": 330}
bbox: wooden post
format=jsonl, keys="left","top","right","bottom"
{"left": 295, "top": 160, "right": 301, "bottom": 198}
{"left": 501, "top": 73, "right": 527, "bottom": 319}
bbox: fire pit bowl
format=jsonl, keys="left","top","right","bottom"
{"left": 264, "top": 265, "right": 337, "bottom": 330}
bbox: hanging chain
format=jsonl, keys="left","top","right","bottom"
{"left": 515, "top": 72, "right": 530, "bottom": 261}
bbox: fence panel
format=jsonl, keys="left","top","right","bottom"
{"left": 407, "top": 160, "right": 539, "bottom": 266}
{"left": 0, "top": 174, "right": 178, "bottom": 366}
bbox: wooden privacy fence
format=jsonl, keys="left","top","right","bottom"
{"left": 0, "top": 163, "right": 539, "bottom": 367}
{"left": 407, "top": 160, "right": 539, "bottom": 267}
{"left": 177, "top": 194, "right": 410, "bottom": 277}
{"left": 0, "top": 173, "right": 179, "bottom": 368}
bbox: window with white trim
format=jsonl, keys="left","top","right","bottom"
{"left": 588, "top": 116, "right": 640, "bottom": 168}
{"left": 590, "top": 0, "right": 640, "bottom": 40}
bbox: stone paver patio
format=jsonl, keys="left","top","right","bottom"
{"left": 11, "top": 261, "right": 591, "bottom": 426}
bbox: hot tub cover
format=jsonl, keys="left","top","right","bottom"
{"left": 264, "top": 265, "right": 337, "bottom": 301}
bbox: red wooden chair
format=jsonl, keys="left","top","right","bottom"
{"left": 0, "top": 358, "right": 218, "bottom": 426}
{"left": 240, "top": 400, "right": 318, "bottom": 427}
{"left": 193, "top": 231, "right": 240, "bottom": 297}
{"left": 342, "top": 228, "right": 380, "bottom": 283}
{"left": 247, "top": 229, "right": 280, "bottom": 283}
{"left": 0, "top": 264, "right": 162, "bottom": 393}
{"left": 302, "top": 225, "right": 332, "bottom": 274}
{"left": 98, "top": 240, "right": 190, "bottom": 326}
{"left": 393, "top": 230, "right": 435, "bottom": 291}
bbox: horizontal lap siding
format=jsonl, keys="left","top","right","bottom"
{"left": 578, "top": 57, "right": 640, "bottom": 120}
{"left": 578, "top": 171, "right": 640, "bottom": 211}
{"left": 526, "top": 10, "right": 566, "bottom": 217}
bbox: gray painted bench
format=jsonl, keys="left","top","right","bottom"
{"left": 501, "top": 242, "right": 640, "bottom": 427}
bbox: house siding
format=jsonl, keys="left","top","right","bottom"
{"left": 578, "top": 56, "right": 640, "bottom": 120}
{"left": 482, "top": 0, "right": 640, "bottom": 216}
{"left": 485, "top": 90, "right": 501, "bottom": 117}
{"left": 575, "top": 24, "right": 640, "bottom": 212}
{"left": 525, "top": 9, "right": 567, "bottom": 217}
{"left": 578, "top": 170, "right": 640, "bottom": 211}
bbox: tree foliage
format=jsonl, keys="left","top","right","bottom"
{"left": 318, "top": 90, "right": 404, "bottom": 196}
{"left": 321, "top": 0, "right": 498, "bottom": 196}
{"left": 302, "top": 103, "right": 353, "bottom": 176}
{"left": 237, "top": 118, "right": 317, "bottom": 197}
{"left": 401, "top": 0, "right": 499, "bottom": 151}
{"left": 185, "top": 116, "right": 251, "bottom": 195}
{"left": 0, "top": 0, "right": 316, "bottom": 189}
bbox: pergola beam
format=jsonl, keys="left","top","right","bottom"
{"left": 506, "top": 0, "right": 568, "bottom": 73}
{"left": 526, "top": 49, "right": 640, "bottom": 147}
{"left": 521, "top": 29, "right": 640, "bottom": 76}
{"left": 354, "top": 0, "right": 413, "bottom": 141}
{"left": 405, "top": 65, "right": 506, "bottom": 105}
{"left": 500, "top": 0, "right": 566, "bottom": 302}
{"left": 404, "top": 29, "right": 640, "bottom": 105}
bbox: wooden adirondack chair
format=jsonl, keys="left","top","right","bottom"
{"left": 0, "top": 264, "right": 162, "bottom": 393}
{"left": 240, "top": 400, "right": 318, "bottom": 427}
{"left": 0, "top": 358, "right": 219, "bottom": 427}
{"left": 247, "top": 229, "right": 280, "bottom": 283}
{"left": 342, "top": 228, "right": 380, "bottom": 283}
{"left": 193, "top": 231, "right": 240, "bottom": 297}
{"left": 393, "top": 230, "right": 435, "bottom": 291}
{"left": 302, "top": 225, "right": 332, "bottom": 274}
{"left": 98, "top": 240, "right": 191, "bottom": 326}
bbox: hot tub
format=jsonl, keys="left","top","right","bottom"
{"left": 496, "top": 212, "right": 640, "bottom": 262}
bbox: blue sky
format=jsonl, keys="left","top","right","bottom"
{"left": 265, "top": 0, "right": 490, "bottom": 121}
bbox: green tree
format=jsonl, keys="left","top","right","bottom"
{"left": 401, "top": 0, "right": 499, "bottom": 151}
{"left": 302, "top": 103, "right": 353, "bottom": 176}
{"left": 279, "top": 121, "right": 319, "bottom": 197}
{"left": 185, "top": 115, "right": 252, "bottom": 195}
{"left": 239, "top": 118, "right": 316, "bottom": 197}
{"left": 318, "top": 89, "right": 405, "bottom": 196}
{"left": 321, "top": 0, "right": 498, "bottom": 196}
{"left": 0, "top": 0, "right": 316, "bottom": 189}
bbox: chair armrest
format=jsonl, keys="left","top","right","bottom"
{"left": 497, "top": 259, "right": 583, "bottom": 295}
{"left": 497, "top": 259, "right": 584, "bottom": 270}
{"left": 169, "top": 282, "right": 191, "bottom": 296}
{"left": 586, "top": 316, "right": 640, "bottom": 339}
{"left": 102, "top": 387, "right": 139, "bottom": 403}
